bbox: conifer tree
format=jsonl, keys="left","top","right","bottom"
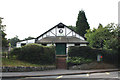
{"left": 76, "top": 10, "right": 90, "bottom": 37}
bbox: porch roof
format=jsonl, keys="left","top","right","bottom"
{"left": 36, "top": 36, "right": 88, "bottom": 44}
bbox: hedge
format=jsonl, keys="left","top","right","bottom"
{"left": 10, "top": 43, "right": 55, "bottom": 65}
{"left": 67, "top": 57, "right": 93, "bottom": 66}
{"left": 68, "top": 46, "right": 118, "bottom": 66}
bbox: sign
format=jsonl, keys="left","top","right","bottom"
{"left": 97, "top": 54, "right": 103, "bottom": 61}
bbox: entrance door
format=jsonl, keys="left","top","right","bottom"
{"left": 56, "top": 43, "right": 66, "bottom": 55}
{"left": 56, "top": 43, "right": 67, "bottom": 69}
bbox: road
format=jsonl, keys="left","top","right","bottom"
{"left": 2, "top": 71, "right": 120, "bottom": 80}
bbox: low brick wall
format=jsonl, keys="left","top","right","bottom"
{"left": 2, "top": 66, "right": 56, "bottom": 72}
{"left": 56, "top": 57, "right": 67, "bottom": 69}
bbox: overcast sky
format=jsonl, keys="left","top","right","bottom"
{"left": 0, "top": 0, "right": 119, "bottom": 39}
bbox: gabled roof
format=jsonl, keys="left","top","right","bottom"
{"left": 36, "top": 36, "right": 88, "bottom": 44}
{"left": 36, "top": 23, "right": 78, "bottom": 40}
{"left": 19, "top": 38, "right": 36, "bottom": 42}
{"left": 35, "top": 23, "right": 88, "bottom": 44}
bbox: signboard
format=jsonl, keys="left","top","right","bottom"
{"left": 97, "top": 54, "right": 103, "bottom": 61}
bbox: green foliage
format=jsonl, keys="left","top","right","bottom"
{"left": 10, "top": 43, "right": 55, "bottom": 65}
{"left": 103, "top": 23, "right": 119, "bottom": 50}
{"left": 10, "top": 47, "right": 22, "bottom": 59}
{"left": 68, "top": 46, "right": 104, "bottom": 60}
{"left": 43, "top": 46, "right": 55, "bottom": 64}
{"left": 2, "top": 31, "right": 8, "bottom": 48}
{"left": 68, "top": 46, "right": 118, "bottom": 65}
{"left": 67, "top": 57, "right": 92, "bottom": 65}
{"left": 24, "top": 36, "right": 35, "bottom": 40}
{"left": 0, "top": 17, "right": 6, "bottom": 31}
{"left": 85, "top": 23, "right": 119, "bottom": 50}
{"left": 68, "top": 25, "right": 76, "bottom": 31}
{"left": 76, "top": 10, "right": 90, "bottom": 37}
{"left": 8, "top": 36, "right": 20, "bottom": 48}
{"left": 102, "top": 49, "right": 118, "bottom": 65}
{"left": 0, "top": 17, "right": 8, "bottom": 49}
{"left": 2, "top": 57, "right": 54, "bottom": 67}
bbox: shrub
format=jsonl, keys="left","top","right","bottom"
{"left": 67, "top": 57, "right": 93, "bottom": 66}
{"left": 43, "top": 46, "right": 55, "bottom": 64}
{"left": 68, "top": 46, "right": 101, "bottom": 60}
{"left": 102, "top": 50, "right": 118, "bottom": 65}
{"left": 10, "top": 47, "right": 22, "bottom": 59}
{"left": 68, "top": 46, "right": 118, "bottom": 65}
{"left": 10, "top": 43, "right": 55, "bottom": 65}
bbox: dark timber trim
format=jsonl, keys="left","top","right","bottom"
{"left": 36, "top": 23, "right": 83, "bottom": 41}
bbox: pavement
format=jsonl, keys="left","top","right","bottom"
{"left": 2, "top": 69, "right": 120, "bottom": 78}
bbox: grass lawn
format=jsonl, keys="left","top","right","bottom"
{"left": 2, "top": 58, "right": 54, "bottom": 67}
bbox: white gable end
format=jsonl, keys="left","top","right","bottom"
{"left": 37, "top": 23, "right": 85, "bottom": 41}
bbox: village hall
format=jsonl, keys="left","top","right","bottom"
{"left": 16, "top": 23, "right": 88, "bottom": 69}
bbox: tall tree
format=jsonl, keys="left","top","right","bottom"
{"left": 0, "top": 17, "right": 8, "bottom": 49}
{"left": 76, "top": 10, "right": 90, "bottom": 37}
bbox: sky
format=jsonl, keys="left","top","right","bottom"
{"left": 0, "top": 0, "right": 119, "bottom": 40}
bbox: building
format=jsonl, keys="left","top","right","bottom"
{"left": 16, "top": 23, "right": 88, "bottom": 47}
{"left": 16, "top": 23, "right": 88, "bottom": 69}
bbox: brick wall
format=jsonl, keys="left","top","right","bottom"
{"left": 56, "top": 57, "right": 67, "bottom": 69}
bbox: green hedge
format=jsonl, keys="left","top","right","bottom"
{"left": 10, "top": 47, "right": 21, "bottom": 59}
{"left": 68, "top": 46, "right": 104, "bottom": 60}
{"left": 10, "top": 43, "right": 55, "bottom": 65}
{"left": 67, "top": 57, "right": 93, "bottom": 66}
{"left": 68, "top": 46, "right": 118, "bottom": 65}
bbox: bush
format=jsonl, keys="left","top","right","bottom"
{"left": 68, "top": 46, "right": 102, "bottom": 60}
{"left": 102, "top": 50, "right": 118, "bottom": 66}
{"left": 10, "top": 43, "right": 55, "bottom": 65}
{"left": 43, "top": 46, "right": 55, "bottom": 64}
{"left": 68, "top": 46, "right": 118, "bottom": 66}
{"left": 10, "top": 47, "right": 22, "bottom": 59}
{"left": 67, "top": 57, "right": 92, "bottom": 66}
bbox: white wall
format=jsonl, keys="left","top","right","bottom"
{"left": 67, "top": 44, "right": 75, "bottom": 48}
{"left": 37, "top": 26, "right": 85, "bottom": 41}
{"left": 47, "top": 44, "right": 53, "bottom": 46}
{"left": 80, "top": 44, "right": 87, "bottom": 46}
{"left": 16, "top": 42, "right": 21, "bottom": 47}
{"left": 16, "top": 39, "right": 35, "bottom": 47}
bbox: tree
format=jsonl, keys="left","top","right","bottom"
{"left": 98, "top": 23, "right": 103, "bottom": 28}
{"left": 8, "top": 36, "right": 20, "bottom": 48}
{"left": 76, "top": 10, "right": 90, "bottom": 37}
{"left": 103, "top": 23, "right": 119, "bottom": 50}
{"left": 0, "top": 17, "right": 5, "bottom": 31}
{"left": 68, "top": 25, "right": 76, "bottom": 31}
{"left": 24, "top": 36, "right": 35, "bottom": 40}
{"left": 85, "top": 23, "right": 119, "bottom": 50}
{"left": 0, "top": 17, "right": 8, "bottom": 49}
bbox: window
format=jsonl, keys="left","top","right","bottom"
{"left": 21, "top": 43, "right": 26, "bottom": 46}
{"left": 41, "top": 44, "right": 47, "bottom": 46}
{"left": 75, "top": 43, "right": 80, "bottom": 46}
